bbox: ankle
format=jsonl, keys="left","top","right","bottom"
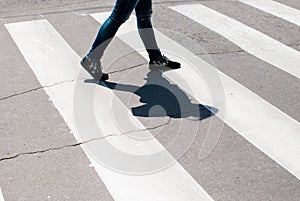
{"left": 147, "top": 49, "right": 162, "bottom": 61}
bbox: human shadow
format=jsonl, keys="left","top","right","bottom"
{"left": 85, "top": 65, "right": 218, "bottom": 120}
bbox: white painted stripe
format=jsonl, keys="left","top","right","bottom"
{"left": 0, "top": 188, "right": 5, "bottom": 201}
{"left": 91, "top": 12, "right": 300, "bottom": 180}
{"left": 5, "top": 20, "right": 214, "bottom": 201}
{"left": 170, "top": 4, "right": 300, "bottom": 80}
{"left": 240, "top": 0, "right": 300, "bottom": 27}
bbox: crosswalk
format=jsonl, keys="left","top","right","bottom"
{"left": 1, "top": 0, "right": 300, "bottom": 200}
{"left": 92, "top": 11, "right": 300, "bottom": 179}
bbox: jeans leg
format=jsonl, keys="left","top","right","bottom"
{"left": 135, "top": 0, "right": 161, "bottom": 59}
{"left": 88, "top": 0, "right": 140, "bottom": 61}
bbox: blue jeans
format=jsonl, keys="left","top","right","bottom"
{"left": 88, "top": 0, "right": 161, "bottom": 61}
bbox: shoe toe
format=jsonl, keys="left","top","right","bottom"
{"left": 168, "top": 61, "right": 181, "bottom": 69}
{"left": 101, "top": 73, "right": 109, "bottom": 81}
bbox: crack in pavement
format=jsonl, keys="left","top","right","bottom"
{"left": 0, "top": 107, "right": 206, "bottom": 162}
{"left": 0, "top": 62, "right": 147, "bottom": 101}
{"left": 197, "top": 49, "right": 245, "bottom": 56}
{"left": 0, "top": 118, "right": 172, "bottom": 162}
{"left": 107, "top": 62, "right": 147, "bottom": 74}
{"left": 0, "top": 108, "right": 207, "bottom": 162}
{"left": 0, "top": 79, "right": 77, "bottom": 101}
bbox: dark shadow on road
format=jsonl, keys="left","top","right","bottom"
{"left": 85, "top": 65, "right": 218, "bottom": 120}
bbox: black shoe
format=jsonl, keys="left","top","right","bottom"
{"left": 149, "top": 54, "right": 181, "bottom": 69}
{"left": 80, "top": 56, "right": 109, "bottom": 81}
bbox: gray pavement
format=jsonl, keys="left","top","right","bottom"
{"left": 1, "top": 0, "right": 300, "bottom": 200}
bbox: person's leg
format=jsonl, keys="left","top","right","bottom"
{"left": 135, "top": 0, "right": 161, "bottom": 60}
{"left": 135, "top": 0, "right": 181, "bottom": 69}
{"left": 87, "top": 0, "right": 140, "bottom": 61}
{"left": 81, "top": 0, "right": 140, "bottom": 81}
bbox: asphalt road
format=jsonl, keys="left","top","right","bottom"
{"left": 0, "top": 0, "right": 300, "bottom": 200}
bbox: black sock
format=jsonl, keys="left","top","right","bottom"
{"left": 147, "top": 49, "right": 162, "bottom": 61}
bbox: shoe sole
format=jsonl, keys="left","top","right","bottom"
{"left": 80, "top": 59, "right": 109, "bottom": 81}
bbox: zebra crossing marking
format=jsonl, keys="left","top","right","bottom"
{"left": 170, "top": 4, "right": 300, "bottom": 80}
{"left": 240, "top": 0, "right": 300, "bottom": 27}
{"left": 91, "top": 11, "right": 300, "bottom": 180}
{"left": 0, "top": 188, "right": 4, "bottom": 201}
{"left": 5, "top": 19, "right": 215, "bottom": 201}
